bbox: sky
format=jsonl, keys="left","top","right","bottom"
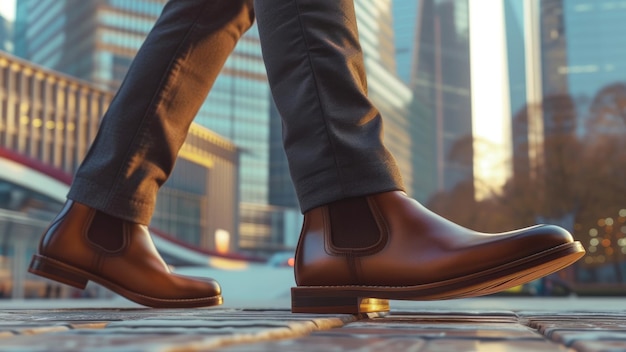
{"left": 0, "top": 0, "right": 16, "bottom": 21}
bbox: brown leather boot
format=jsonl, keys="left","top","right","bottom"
{"left": 28, "top": 201, "right": 222, "bottom": 308}
{"left": 291, "top": 191, "right": 585, "bottom": 313}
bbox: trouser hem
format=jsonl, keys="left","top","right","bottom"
{"left": 67, "top": 177, "right": 154, "bottom": 225}
{"left": 297, "top": 165, "right": 405, "bottom": 213}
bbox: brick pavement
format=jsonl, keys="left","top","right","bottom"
{"left": 0, "top": 306, "right": 625, "bottom": 351}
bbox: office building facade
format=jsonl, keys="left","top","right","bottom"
{"left": 562, "top": 0, "right": 626, "bottom": 127}
{"left": 393, "top": 0, "right": 420, "bottom": 85}
{"left": 355, "top": 0, "right": 414, "bottom": 197}
{"left": 406, "top": 0, "right": 473, "bottom": 201}
{"left": 394, "top": 0, "right": 518, "bottom": 202}
{"left": 0, "top": 51, "right": 240, "bottom": 298}
{"left": 0, "top": 51, "right": 239, "bottom": 251}
{"left": 507, "top": 0, "right": 626, "bottom": 177}
{"left": 0, "top": 15, "right": 11, "bottom": 53}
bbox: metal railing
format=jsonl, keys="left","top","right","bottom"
{"left": 0, "top": 209, "right": 49, "bottom": 299}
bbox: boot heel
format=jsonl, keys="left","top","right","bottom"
{"left": 28, "top": 255, "right": 88, "bottom": 289}
{"left": 291, "top": 287, "right": 389, "bottom": 314}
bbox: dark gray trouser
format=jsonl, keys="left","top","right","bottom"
{"left": 68, "top": 0, "right": 404, "bottom": 225}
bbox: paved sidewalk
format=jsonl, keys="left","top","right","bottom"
{"left": 0, "top": 299, "right": 625, "bottom": 351}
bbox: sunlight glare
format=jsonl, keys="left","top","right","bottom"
{"left": 0, "top": 0, "right": 16, "bottom": 21}
{"left": 469, "top": 0, "right": 512, "bottom": 200}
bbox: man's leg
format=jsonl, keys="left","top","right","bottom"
{"left": 28, "top": 0, "right": 255, "bottom": 308}
{"left": 69, "top": 0, "right": 254, "bottom": 224}
{"left": 255, "top": 0, "right": 585, "bottom": 313}
{"left": 255, "top": 1, "right": 403, "bottom": 212}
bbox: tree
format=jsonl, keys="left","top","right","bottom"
{"left": 426, "top": 86, "right": 626, "bottom": 284}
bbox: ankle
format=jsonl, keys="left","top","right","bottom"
{"left": 326, "top": 195, "right": 385, "bottom": 251}
{"left": 87, "top": 210, "right": 126, "bottom": 251}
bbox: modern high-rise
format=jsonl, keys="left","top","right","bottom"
{"left": 13, "top": 0, "right": 27, "bottom": 58}
{"left": 406, "top": 0, "right": 473, "bottom": 200}
{"left": 541, "top": 0, "right": 569, "bottom": 98}
{"left": 355, "top": 0, "right": 414, "bottom": 196}
{"left": 562, "top": 0, "right": 626, "bottom": 122}
{"left": 395, "top": 0, "right": 517, "bottom": 202}
{"left": 505, "top": 0, "right": 540, "bottom": 179}
{"left": 9, "top": 51, "right": 239, "bottom": 249}
{"left": 392, "top": 0, "right": 433, "bottom": 200}
{"left": 16, "top": 1, "right": 151, "bottom": 90}
{"left": 0, "top": 15, "right": 11, "bottom": 53}
{"left": 392, "top": 0, "right": 420, "bottom": 85}
{"left": 507, "top": 0, "right": 626, "bottom": 177}
{"left": 504, "top": 0, "right": 626, "bottom": 274}
{"left": 0, "top": 51, "right": 242, "bottom": 298}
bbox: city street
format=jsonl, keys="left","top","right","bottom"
{"left": 1, "top": 0, "right": 626, "bottom": 350}
{"left": 0, "top": 297, "right": 625, "bottom": 351}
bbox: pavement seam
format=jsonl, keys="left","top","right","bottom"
{"left": 163, "top": 315, "right": 359, "bottom": 352}
{"left": 13, "top": 325, "right": 71, "bottom": 335}
{"left": 519, "top": 315, "right": 586, "bottom": 350}
{"left": 69, "top": 322, "right": 110, "bottom": 329}
{"left": 0, "top": 331, "right": 15, "bottom": 338}
{"left": 0, "top": 322, "right": 110, "bottom": 339}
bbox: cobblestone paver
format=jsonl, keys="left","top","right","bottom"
{"left": 523, "top": 312, "right": 626, "bottom": 351}
{"left": 220, "top": 311, "right": 570, "bottom": 352}
{"left": 0, "top": 308, "right": 359, "bottom": 351}
{"left": 0, "top": 307, "right": 625, "bottom": 351}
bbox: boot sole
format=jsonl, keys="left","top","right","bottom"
{"left": 28, "top": 254, "right": 223, "bottom": 308}
{"left": 291, "top": 241, "right": 585, "bottom": 314}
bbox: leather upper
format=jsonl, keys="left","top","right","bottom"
{"left": 295, "top": 191, "right": 576, "bottom": 287}
{"left": 39, "top": 201, "right": 220, "bottom": 300}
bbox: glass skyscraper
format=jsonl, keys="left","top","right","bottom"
{"left": 394, "top": 0, "right": 521, "bottom": 203}
{"left": 15, "top": 1, "right": 163, "bottom": 91}
{"left": 405, "top": 0, "right": 473, "bottom": 201}
{"left": 507, "top": 0, "right": 626, "bottom": 177}
{"left": 393, "top": 0, "right": 420, "bottom": 85}
{"left": 505, "top": 0, "right": 538, "bottom": 179}
{"left": 393, "top": 0, "right": 440, "bottom": 203}
{"left": 354, "top": 0, "right": 414, "bottom": 197}
{"left": 563, "top": 0, "right": 626, "bottom": 106}
{"left": 0, "top": 15, "right": 11, "bottom": 53}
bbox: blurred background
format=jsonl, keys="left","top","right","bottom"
{"left": 0, "top": 0, "right": 624, "bottom": 303}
